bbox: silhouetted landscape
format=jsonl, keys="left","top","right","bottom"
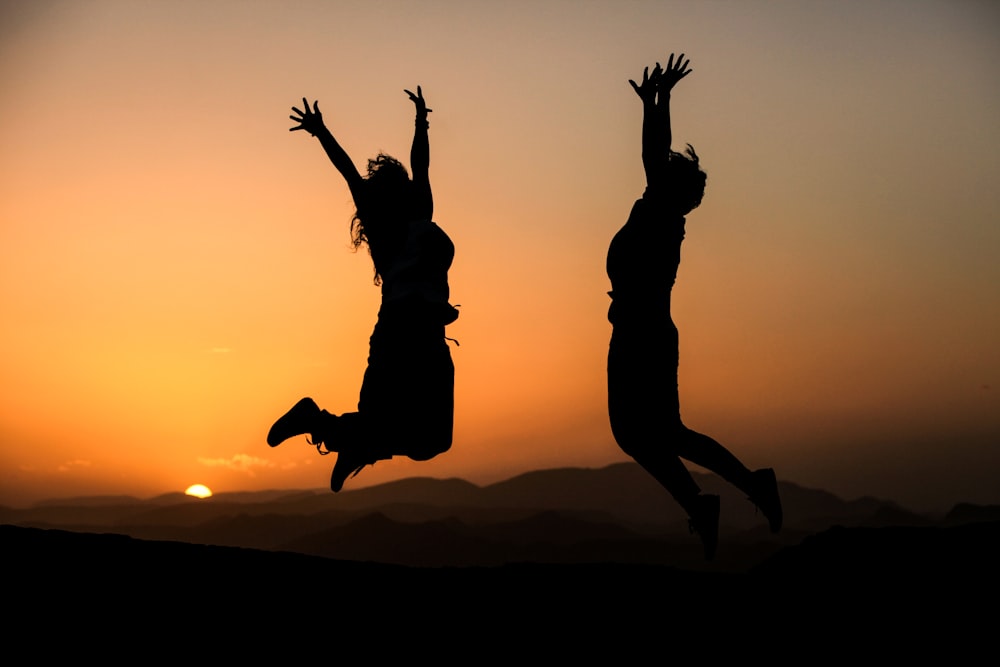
{"left": 5, "top": 463, "right": 997, "bottom": 650}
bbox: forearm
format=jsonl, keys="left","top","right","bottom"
{"left": 411, "top": 115, "right": 429, "bottom": 176}
{"left": 657, "top": 90, "right": 673, "bottom": 153}
{"left": 642, "top": 98, "right": 669, "bottom": 189}
{"left": 636, "top": 53, "right": 689, "bottom": 192}
{"left": 313, "top": 126, "right": 363, "bottom": 190}
{"left": 411, "top": 115, "right": 433, "bottom": 219}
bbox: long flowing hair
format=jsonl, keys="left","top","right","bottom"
{"left": 351, "top": 153, "right": 414, "bottom": 284}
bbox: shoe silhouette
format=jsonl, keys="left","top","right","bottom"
{"left": 267, "top": 397, "right": 322, "bottom": 447}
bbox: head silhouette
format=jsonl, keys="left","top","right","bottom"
{"left": 351, "top": 153, "right": 415, "bottom": 283}
{"left": 647, "top": 144, "right": 706, "bottom": 216}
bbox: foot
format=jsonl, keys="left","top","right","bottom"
{"left": 688, "top": 493, "right": 720, "bottom": 561}
{"left": 749, "top": 468, "right": 783, "bottom": 533}
{"left": 330, "top": 445, "right": 378, "bottom": 493}
{"left": 267, "top": 397, "right": 322, "bottom": 447}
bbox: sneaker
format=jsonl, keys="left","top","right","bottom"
{"left": 330, "top": 445, "right": 378, "bottom": 493}
{"left": 688, "top": 493, "right": 720, "bottom": 561}
{"left": 267, "top": 397, "right": 322, "bottom": 447}
{"left": 748, "top": 468, "right": 783, "bottom": 533}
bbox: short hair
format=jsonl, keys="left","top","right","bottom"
{"left": 666, "top": 144, "right": 707, "bottom": 215}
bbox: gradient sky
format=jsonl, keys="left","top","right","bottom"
{"left": 1, "top": 0, "right": 997, "bottom": 512}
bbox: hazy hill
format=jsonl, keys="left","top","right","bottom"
{"left": 1, "top": 462, "right": 928, "bottom": 528}
{"left": 0, "top": 462, "right": 954, "bottom": 571}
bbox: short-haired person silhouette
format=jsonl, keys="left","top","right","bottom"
{"left": 607, "top": 55, "right": 782, "bottom": 559}
{"left": 268, "top": 86, "right": 459, "bottom": 492}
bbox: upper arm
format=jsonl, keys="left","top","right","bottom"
{"left": 313, "top": 128, "right": 366, "bottom": 208}
{"left": 410, "top": 122, "right": 432, "bottom": 219}
{"left": 343, "top": 168, "right": 366, "bottom": 209}
{"left": 412, "top": 170, "right": 433, "bottom": 221}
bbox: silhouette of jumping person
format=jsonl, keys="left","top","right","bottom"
{"left": 268, "top": 86, "right": 459, "bottom": 493}
{"left": 607, "top": 55, "right": 782, "bottom": 559}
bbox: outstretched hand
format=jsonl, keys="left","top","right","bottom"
{"left": 658, "top": 53, "right": 692, "bottom": 94}
{"left": 405, "top": 86, "right": 432, "bottom": 119}
{"left": 289, "top": 98, "right": 325, "bottom": 136}
{"left": 629, "top": 63, "right": 662, "bottom": 103}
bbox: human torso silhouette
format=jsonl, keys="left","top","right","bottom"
{"left": 380, "top": 218, "right": 458, "bottom": 326}
{"left": 607, "top": 196, "right": 685, "bottom": 327}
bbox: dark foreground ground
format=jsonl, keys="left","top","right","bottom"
{"left": 6, "top": 521, "right": 996, "bottom": 656}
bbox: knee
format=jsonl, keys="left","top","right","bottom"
{"left": 408, "top": 435, "right": 451, "bottom": 461}
{"left": 407, "top": 406, "right": 452, "bottom": 460}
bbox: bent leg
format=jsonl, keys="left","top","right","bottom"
{"left": 608, "top": 324, "right": 722, "bottom": 556}
{"left": 327, "top": 327, "right": 454, "bottom": 492}
{"left": 676, "top": 427, "right": 783, "bottom": 533}
{"left": 608, "top": 324, "right": 702, "bottom": 508}
{"left": 673, "top": 427, "right": 754, "bottom": 496}
{"left": 626, "top": 444, "right": 702, "bottom": 515}
{"left": 610, "top": 416, "right": 720, "bottom": 559}
{"left": 354, "top": 332, "right": 454, "bottom": 461}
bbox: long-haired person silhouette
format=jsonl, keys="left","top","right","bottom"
{"left": 268, "top": 86, "right": 459, "bottom": 492}
{"left": 606, "top": 55, "right": 782, "bottom": 559}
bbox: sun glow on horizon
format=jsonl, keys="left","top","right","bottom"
{"left": 0, "top": 1, "right": 997, "bottom": 514}
{"left": 185, "top": 484, "right": 213, "bottom": 499}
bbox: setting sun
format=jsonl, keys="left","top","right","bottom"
{"left": 0, "top": 1, "right": 996, "bottom": 515}
{"left": 185, "top": 484, "right": 213, "bottom": 499}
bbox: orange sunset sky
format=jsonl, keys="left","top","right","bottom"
{"left": 1, "top": 0, "right": 997, "bottom": 512}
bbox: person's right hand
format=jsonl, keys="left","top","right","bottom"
{"left": 289, "top": 98, "right": 325, "bottom": 136}
{"left": 629, "top": 63, "right": 662, "bottom": 103}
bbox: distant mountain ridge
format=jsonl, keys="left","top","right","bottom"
{"left": 2, "top": 462, "right": 977, "bottom": 571}
{"left": 3, "top": 461, "right": 930, "bottom": 527}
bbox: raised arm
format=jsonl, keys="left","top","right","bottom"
{"left": 405, "top": 86, "right": 433, "bottom": 220}
{"left": 290, "top": 98, "right": 365, "bottom": 205}
{"left": 629, "top": 54, "right": 691, "bottom": 191}
{"left": 654, "top": 53, "right": 692, "bottom": 155}
{"left": 629, "top": 63, "right": 666, "bottom": 190}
